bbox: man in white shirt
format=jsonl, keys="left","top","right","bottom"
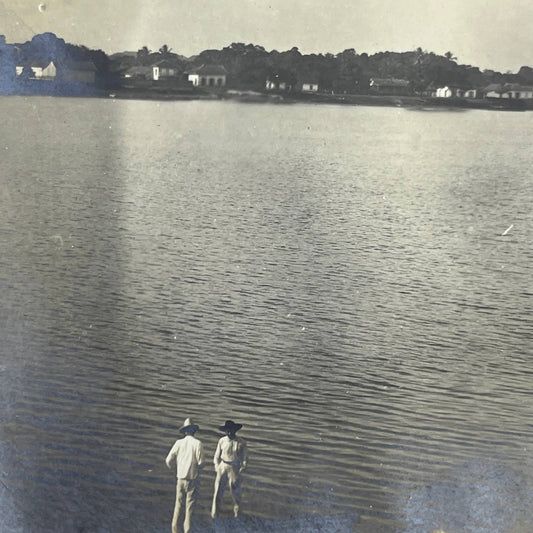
{"left": 166, "top": 418, "right": 204, "bottom": 533}
{"left": 211, "top": 420, "right": 248, "bottom": 519}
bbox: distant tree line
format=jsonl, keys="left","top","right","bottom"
{"left": 111, "top": 41, "right": 533, "bottom": 93}
{"left": 16, "top": 33, "right": 109, "bottom": 72}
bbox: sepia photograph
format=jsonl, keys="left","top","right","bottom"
{"left": 1, "top": 1, "right": 532, "bottom": 532}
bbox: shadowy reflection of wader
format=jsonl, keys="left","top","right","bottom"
{"left": 211, "top": 420, "right": 248, "bottom": 519}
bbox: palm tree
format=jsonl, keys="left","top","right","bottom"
{"left": 137, "top": 46, "right": 151, "bottom": 64}
{"left": 444, "top": 51, "right": 457, "bottom": 62}
{"left": 414, "top": 47, "right": 427, "bottom": 65}
{"left": 413, "top": 48, "right": 428, "bottom": 93}
{"left": 159, "top": 44, "right": 172, "bottom": 58}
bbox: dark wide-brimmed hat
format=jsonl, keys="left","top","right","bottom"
{"left": 219, "top": 420, "right": 243, "bottom": 433}
{"left": 179, "top": 418, "right": 199, "bottom": 433}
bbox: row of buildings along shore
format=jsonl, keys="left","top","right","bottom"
{"left": 264, "top": 76, "right": 533, "bottom": 101}
{"left": 15, "top": 60, "right": 531, "bottom": 101}
{"left": 116, "top": 59, "right": 533, "bottom": 101}
{"left": 367, "top": 78, "right": 533, "bottom": 100}
{"left": 1, "top": 34, "right": 533, "bottom": 103}
{"left": 5, "top": 57, "right": 533, "bottom": 103}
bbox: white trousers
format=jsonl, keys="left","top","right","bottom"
{"left": 172, "top": 478, "right": 198, "bottom": 533}
{"left": 211, "top": 463, "right": 242, "bottom": 517}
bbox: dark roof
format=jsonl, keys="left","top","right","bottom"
{"left": 124, "top": 66, "right": 152, "bottom": 76}
{"left": 370, "top": 78, "right": 410, "bottom": 87}
{"left": 153, "top": 59, "right": 180, "bottom": 68}
{"left": 484, "top": 83, "right": 504, "bottom": 92}
{"left": 485, "top": 83, "right": 533, "bottom": 92}
{"left": 189, "top": 64, "right": 227, "bottom": 75}
{"left": 504, "top": 83, "right": 533, "bottom": 91}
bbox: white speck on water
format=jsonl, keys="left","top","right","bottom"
{"left": 502, "top": 224, "right": 514, "bottom": 236}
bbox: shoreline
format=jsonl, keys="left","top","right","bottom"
{"left": 99, "top": 88, "right": 533, "bottom": 111}
{"left": 221, "top": 90, "right": 532, "bottom": 111}
{"left": 3, "top": 86, "right": 532, "bottom": 111}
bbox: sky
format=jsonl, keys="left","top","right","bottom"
{"left": 1, "top": 0, "right": 532, "bottom": 72}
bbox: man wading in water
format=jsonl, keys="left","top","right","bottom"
{"left": 211, "top": 420, "right": 248, "bottom": 519}
{"left": 165, "top": 418, "right": 204, "bottom": 533}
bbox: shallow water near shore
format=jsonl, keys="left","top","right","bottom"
{"left": 1, "top": 96, "right": 532, "bottom": 532}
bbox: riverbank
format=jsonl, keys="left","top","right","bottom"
{"left": 222, "top": 89, "right": 532, "bottom": 111}
{"left": 108, "top": 86, "right": 533, "bottom": 111}
{"left": 3, "top": 84, "right": 531, "bottom": 111}
{"left": 107, "top": 87, "right": 218, "bottom": 101}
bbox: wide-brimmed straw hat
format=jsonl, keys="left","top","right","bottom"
{"left": 219, "top": 420, "right": 243, "bottom": 432}
{"left": 179, "top": 418, "right": 199, "bottom": 433}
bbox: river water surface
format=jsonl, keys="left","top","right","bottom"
{"left": 1, "top": 97, "right": 532, "bottom": 532}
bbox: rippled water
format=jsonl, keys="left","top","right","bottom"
{"left": 1, "top": 96, "right": 532, "bottom": 533}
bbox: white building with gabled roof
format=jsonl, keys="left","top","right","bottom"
{"left": 188, "top": 65, "right": 227, "bottom": 87}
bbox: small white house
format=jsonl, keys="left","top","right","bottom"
{"left": 484, "top": 84, "right": 504, "bottom": 98}
{"left": 188, "top": 64, "right": 227, "bottom": 87}
{"left": 435, "top": 86, "right": 464, "bottom": 98}
{"left": 505, "top": 86, "right": 533, "bottom": 99}
{"left": 435, "top": 86, "right": 451, "bottom": 98}
{"left": 302, "top": 82, "right": 319, "bottom": 92}
{"left": 152, "top": 60, "right": 179, "bottom": 81}
{"left": 485, "top": 83, "right": 533, "bottom": 99}
{"left": 16, "top": 60, "right": 57, "bottom": 79}
{"left": 463, "top": 89, "right": 478, "bottom": 98}
{"left": 265, "top": 78, "right": 292, "bottom": 91}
